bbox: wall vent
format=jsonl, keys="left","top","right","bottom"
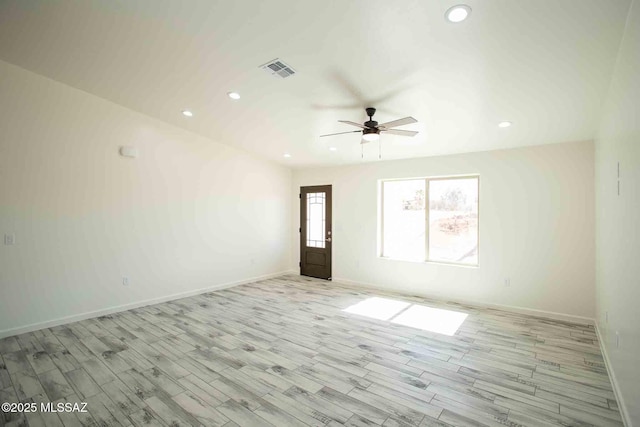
{"left": 260, "top": 58, "right": 296, "bottom": 79}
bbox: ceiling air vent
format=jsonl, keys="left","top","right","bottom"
{"left": 260, "top": 58, "right": 296, "bottom": 79}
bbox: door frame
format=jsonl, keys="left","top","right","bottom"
{"left": 299, "top": 185, "right": 332, "bottom": 280}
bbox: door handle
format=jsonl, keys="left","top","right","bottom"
{"left": 326, "top": 237, "right": 332, "bottom": 242}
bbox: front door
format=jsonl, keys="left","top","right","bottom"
{"left": 300, "top": 185, "right": 332, "bottom": 280}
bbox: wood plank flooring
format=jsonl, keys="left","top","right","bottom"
{"left": 0, "top": 275, "right": 623, "bottom": 427}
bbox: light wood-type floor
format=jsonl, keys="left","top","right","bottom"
{"left": 0, "top": 275, "right": 623, "bottom": 427}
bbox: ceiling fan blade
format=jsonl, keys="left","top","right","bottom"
{"left": 382, "top": 129, "right": 419, "bottom": 137}
{"left": 378, "top": 116, "right": 417, "bottom": 129}
{"left": 338, "top": 120, "right": 368, "bottom": 129}
{"left": 319, "top": 130, "right": 361, "bottom": 138}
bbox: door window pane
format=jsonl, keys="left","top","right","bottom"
{"left": 382, "top": 180, "right": 426, "bottom": 261}
{"left": 306, "top": 192, "right": 326, "bottom": 248}
{"left": 428, "top": 178, "right": 478, "bottom": 264}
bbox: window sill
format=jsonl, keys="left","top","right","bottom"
{"left": 378, "top": 256, "right": 479, "bottom": 269}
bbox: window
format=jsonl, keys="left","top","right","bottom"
{"left": 381, "top": 176, "right": 479, "bottom": 265}
{"left": 306, "top": 192, "right": 326, "bottom": 248}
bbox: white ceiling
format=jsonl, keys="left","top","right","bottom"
{"left": 0, "top": 0, "right": 631, "bottom": 167}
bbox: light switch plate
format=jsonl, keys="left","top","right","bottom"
{"left": 4, "top": 234, "right": 15, "bottom": 245}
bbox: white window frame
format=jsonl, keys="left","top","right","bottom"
{"left": 379, "top": 175, "right": 480, "bottom": 267}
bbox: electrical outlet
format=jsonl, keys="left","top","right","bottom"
{"left": 618, "top": 162, "right": 620, "bottom": 196}
{"left": 504, "top": 278, "right": 511, "bottom": 287}
{"left": 4, "top": 234, "right": 15, "bottom": 245}
{"left": 617, "top": 162, "right": 620, "bottom": 196}
{"left": 123, "top": 277, "right": 129, "bottom": 286}
{"left": 615, "top": 331, "right": 620, "bottom": 348}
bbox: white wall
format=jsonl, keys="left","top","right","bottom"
{"left": 594, "top": 0, "right": 640, "bottom": 424}
{"left": 0, "top": 60, "right": 292, "bottom": 336}
{"left": 292, "top": 141, "right": 595, "bottom": 319}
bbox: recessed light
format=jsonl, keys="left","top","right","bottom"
{"left": 329, "top": 147, "right": 337, "bottom": 152}
{"left": 182, "top": 110, "right": 193, "bottom": 117}
{"left": 498, "top": 121, "right": 512, "bottom": 128}
{"left": 445, "top": 4, "right": 471, "bottom": 23}
{"left": 283, "top": 153, "right": 291, "bottom": 158}
{"left": 227, "top": 92, "right": 241, "bottom": 100}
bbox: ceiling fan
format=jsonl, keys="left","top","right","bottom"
{"left": 320, "top": 107, "right": 418, "bottom": 144}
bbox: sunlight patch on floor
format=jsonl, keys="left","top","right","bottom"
{"left": 343, "top": 297, "right": 410, "bottom": 321}
{"left": 343, "top": 297, "right": 468, "bottom": 336}
{"left": 391, "top": 304, "right": 468, "bottom": 335}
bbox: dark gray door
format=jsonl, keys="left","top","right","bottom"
{"left": 300, "top": 185, "right": 332, "bottom": 280}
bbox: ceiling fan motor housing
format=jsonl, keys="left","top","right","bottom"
{"left": 364, "top": 107, "right": 378, "bottom": 129}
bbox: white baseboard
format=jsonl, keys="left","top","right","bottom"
{"left": 332, "top": 276, "right": 595, "bottom": 326}
{"left": 0, "top": 270, "right": 291, "bottom": 339}
{"left": 595, "top": 323, "right": 632, "bottom": 427}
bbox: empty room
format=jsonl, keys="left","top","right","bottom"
{"left": 0, "top": 1, "right": 638, "bottom": 426}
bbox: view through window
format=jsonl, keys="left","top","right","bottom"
{"left": 381, "top": 176, "right": 479, "bottom": 265}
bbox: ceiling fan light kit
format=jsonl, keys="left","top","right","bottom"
{"left": 320, "top": 107, "right": 418, "bottom": 159}
{"left": 362, "top": 128, "right": 380, "bottom": 142}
